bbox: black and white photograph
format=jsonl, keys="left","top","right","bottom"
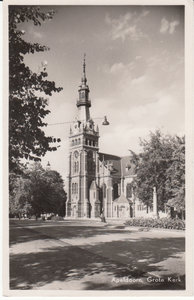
{"left": 3, "top": 0, "right": 194, "bottom": 296}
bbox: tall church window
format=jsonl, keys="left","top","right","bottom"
{"left": 113, "top": 183, "right": 118, "bottom": 199}
{"left": 72, "top": 183, "right": 75, "bottom": 194}
{"left": 73, "top": 161, "right": 79, "bottom": 173}
{"left": 75, "top": 183, "right": 78, "bottom": 194}
{"left": 102, "top": 183, "right": 106, "bottom": 198}
{"left": 78, "top": 138, "right": 81, "bottom": 144}
{"left": 76, "top": 161, "right": 79, "bottom": 173}
{"left": 72, "top": 183, "right": 78, "bottom": 194}
{"left": 72, "top": 140, "right": 74, "bottom": 146}
{"left": 87, "top": 150, "right": 94, "bottom": 172}
{"left": 126, "top": 183, "right": 132, "bottom": 198}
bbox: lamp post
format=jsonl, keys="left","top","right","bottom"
{"left": 153, "top": 186, "right": 158, "bottom": 218}
{"left": 101, "top": 154, "right": 106, "bottom": 222}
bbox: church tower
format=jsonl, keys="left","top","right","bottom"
{"left": 66, "top": 55, "right": 101, "bottom": 218}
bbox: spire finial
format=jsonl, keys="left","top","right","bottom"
{"left": 81, "top": 53, "right": 87, "bottom": 84}
{"left": 83, "top": 53, "right": 86, "bottom": 75}
{"left": 46, "top": 161, "right": 51, "bottom": 170}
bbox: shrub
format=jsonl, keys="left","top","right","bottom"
{"left": 50, "top": 215, "right": 64, "bottom": 221}
{"left": 125, "top": 217, "right": 185, "bottom": 230}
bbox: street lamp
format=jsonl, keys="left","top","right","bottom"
{"left": 102, "top": 116, "right": 109, "bottom": 126}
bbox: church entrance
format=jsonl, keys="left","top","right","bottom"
{"left": 130, "top": 205, "right": 133, "bottom": 218}
{"left": 119, "top": 205, "right": 126, "bottom": 218}
{"left": 114, "top": 204, "right": 129, "bottom": 218}
{"left": 72, "top": 205, "right": 76, "bottom": 218}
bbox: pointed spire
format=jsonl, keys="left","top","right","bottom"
{"left": 82, "top": 53, "right": 87, "bottom": 85}
{"left": 83, "top": 53, "right": 86, "bottom": 75}
{"left": 46, "top": 161, "right": 51, "bottom": 171}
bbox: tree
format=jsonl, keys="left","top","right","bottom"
{"left": 9, "top": 162, "right": 66, "bottom": 217}
{"left": 130, "top": 130, "right": 185, "bottom": 212}
{"left": 9, "top": 172, "right": 32, "bottom": 218}
{"left": 27, "top": 163, "right": 66, "bottom": 216}
{"left": 165, "top": 136, "right": 185, "bottom": 217}
{"left": 9, "top": 6, "right": 62, "bottom": 173}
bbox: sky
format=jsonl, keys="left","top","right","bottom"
{"left": 17, "top": 5, "right": 184, "bottom": 182}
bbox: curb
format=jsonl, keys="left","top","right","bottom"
{"left": 124, "top": 226, "right": 185, "bottom": 233}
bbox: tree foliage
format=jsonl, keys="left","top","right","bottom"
{"left": 165, "top": 136, "right": 185, "bottom": 212}
{"left": 9, "top": 6, "right": 63, "bottom": 172}
{"left": 9, "top": 172, "right": 32, "bottom": 218}
{"left": 9, "top": 162, "right": 66, "bottom": 217}
{"left": 130, "top": 130, "right": 185, "bottom": 212}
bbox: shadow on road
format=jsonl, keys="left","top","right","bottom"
{"left": 10, "top": 222, "right": 128, "bottom": 246}
{"left": 9, "top": 221, "right": 185, "bottom": 290}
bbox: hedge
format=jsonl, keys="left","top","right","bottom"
{"left": 125, "top": 217, "right": 185, "bottom": 230}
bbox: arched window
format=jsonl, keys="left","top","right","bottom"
{"left": 126, "top": 183, "right": 132, "bottom": 198}
{"left": 75, "top": 183, "right": 78, "bottom": 194}
{"left": 102, "top": 183, "right": 106, "bottom": 198}
{"left": 75, "top": 139, "right": 77, "bottom": 145}
{"left": 85, "top": 139, "right": 88, "bottom": 145}
{"left": 76, "top": 161, "right": 79, "bottom": 173}
{"left": 93, "top": 141, "right": 95, "bottom": 147}
{"left": 78, "top": 138, "right": 81, "bottom": 144}
{"left": 113, "top": 183, "right": 118, "bottom": 199}
{"left": 89, "top": 140, "right": 91, "bottom": 146}
{"left": 72, "top": 183, "right": 75, "bottom": 194}
{"left": 72, "top": 140, "right": 74, "bottom": 146}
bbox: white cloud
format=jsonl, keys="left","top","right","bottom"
{"left": 127, "top": 93, "right": 184, "bottom": 132}
{"left": 104, "top": 60, "right": 137, "bottom": 77}
{"left": 141, "top": 10, "right": 150, "bottom": 17}
{"left": 160, "top": 18, "right": 169, "bottom": 34}
{"left": 28, "top": 27, "right": 44, "bottom": 39}
{"left": 105, "top": 11, "right": 149, "bottom": 42}
{"left": 109, "top": 62, "right": 126, "bottom": 74}
{"left": 131, "top": 75, "right": 146, "bottom": 85}
{"left": 160, "top": 18, "right": 179, "bottom": 34}
{"left": 92, "top": 89, "right": 184, "bottom": 159}
{"left": 169, "top": 20, "right": 180, "bottom": 34}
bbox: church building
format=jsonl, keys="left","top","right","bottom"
{"left": 65, "top": 57, "right": 153, "bottom": 219}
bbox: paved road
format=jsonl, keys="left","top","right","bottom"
{"left": 9, "top": 219, "right": 185, "bottom": 290}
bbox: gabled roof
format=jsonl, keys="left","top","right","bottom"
{"left": 114, "top": 194, "right": 130, "bottom": 204}
{"left": 120, "top": 156, "right": 136, "bottom": 177}
{"left": 98, "top": 153, "right": 136, "bottom": 178}
{"left": 99, "top": 152, "right": 121, "bottom": 177}
{"left": 90, "top": 180, "right": 98, "bottom": 190}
